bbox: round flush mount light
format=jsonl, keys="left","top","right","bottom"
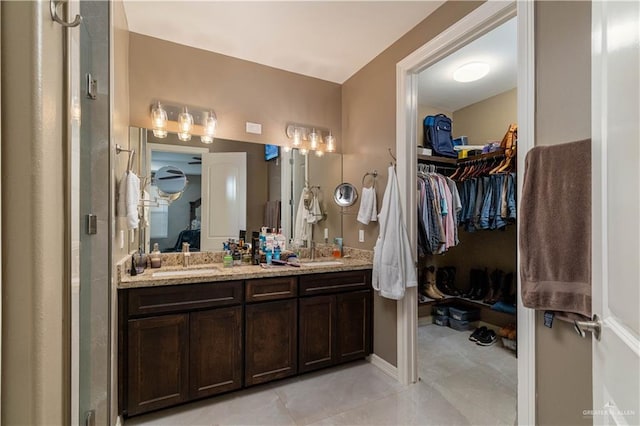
{"left": 453, "top": 62, "right": 490, "bottom": 83}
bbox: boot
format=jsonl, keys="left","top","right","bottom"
{"left": 444, "top": 267, "right": 461, "bottom": 296}
{"left": 463, "top": 269, "right": 479, "bottom": 298}
{"left": 470, "top": 269, "right": 489, "bottom": 300}
{"left": 436, "top": 267, "right": 458, "bottom": 296}
{"left": 427, "top": 266, "right": 446, "bottom": 299}
{"left": 501, "top": 272, "right": 515, "bottom": 305}
{"left": 484, "top": 269, "right": 504, "bottom": 304}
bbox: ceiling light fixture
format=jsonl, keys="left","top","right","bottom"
{"left": 453, "top": 62, "right": 490, "bottom": 83}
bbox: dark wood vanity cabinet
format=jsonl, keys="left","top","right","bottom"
{"left": 244, "top": 277, "right": 298, "bottom": 386}
{"left": 190, "top": 306, "right": 243, "bottom": 399}
{"left": 127, "top": 314, "right": 190, "bottom": 416}
{"left": 120, "top": 281, "right": 243, "bottom": 416}
{"left": 120, "top": 270, "right": 372, "bottom": 417}
{"left": 298, "top": 271, "right": 373, "bottom": 373}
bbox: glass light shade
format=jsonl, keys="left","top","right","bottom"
{"left": 325, "top": 133, "right": 336, "bottom": 152}
{"left": 177, "top": 108, "right": 193, "bottom": 142}
{"left": 151, "top": 102, "right": 168, "bottom": 138}
{"left": 283, "top": 145, "right": 291, "bottom": 153}
{"left": 453, "top": 62, "right": 490, "bottom": 83}
{"left": 315, "top": 148, "right": 324, "bottom": 157}
{"left": 293, "top": 128, "right": 302, "bottom": 147}
{"left": 309, "top": 129, "right": 319, "bottom": 150}
{"left": 300, "top": 148, "right": 308, "bottom": 156}
{"left": 200, "top": 111, "right": 217, "bottom": 144}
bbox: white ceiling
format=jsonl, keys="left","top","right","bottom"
{"left": 418, "top": 17, "right": 517, "bottom": 112}
{"left": 122, "top": 1, "right": 444, "bottom": 83}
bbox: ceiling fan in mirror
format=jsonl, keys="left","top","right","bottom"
{"left": 188, "top": 156, "right": 202, "bottom": 165}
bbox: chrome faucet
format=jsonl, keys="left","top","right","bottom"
{"left": 310, "top": 241, "right": 316, "bottom": 260}
{"left": 182, "top": 242, "right": 191, "bottom": 267}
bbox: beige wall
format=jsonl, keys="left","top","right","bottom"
{"left": 535, "top": 2, "right": 592, "bottom": 425}
{"left": 129, "top": 33, "right": 342, "bottom": 151}
{"left": 342, "top": 1, "right": 483, "bottom": 366}
{"left": 453, "top": 88, "right": 517, "bottom": 145}
{"left": 1, "top": 1, "right": 66, "bottom": 423}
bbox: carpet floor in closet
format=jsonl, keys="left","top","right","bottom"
{"left": 126, "top": 322, "right": 517, "bottom": 426}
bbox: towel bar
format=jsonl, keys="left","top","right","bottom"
{"left": 574, "top": 314, "right": 601, "bottom": 341}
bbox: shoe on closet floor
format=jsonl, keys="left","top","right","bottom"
{"left": 476, "top": 329, "right": 498, "bottom": 346}
{"left": 468, "top": 326, "right": 488, "bottom": 342}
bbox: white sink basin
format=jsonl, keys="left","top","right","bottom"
{"left": 300, "top": 261, "right": 344, "bottom": 267}
{"left": 152, "top": 268, "right": 219, "bottom": 278}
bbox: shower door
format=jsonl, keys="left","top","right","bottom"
{"left": 71, "top": 0, "right": 111, "bottom": 424}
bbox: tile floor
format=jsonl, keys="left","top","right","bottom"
{"left": 126, "top": 323, "right": 516, "bottom": 426}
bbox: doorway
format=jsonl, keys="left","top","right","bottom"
{"left": 395, "top": 1, "right": 535, "bottom": 424}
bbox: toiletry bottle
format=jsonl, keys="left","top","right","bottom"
{"left": 274, "top": 244, "right": 281, "bottom": 261}
{"left": 276, "top": 228, "right": 286, "bottom": 251}
{"left": 251, "top": 237, "right": 261, "bottom": 265}
{"left": 130, "top": 255, "right": 138, "bottom": 276}
{"left": 265, "top": 248, "right": 273, "bottom": 265}
{"left": 223, "top": 251, "right": 233, "bottom": 268}
{"left": 150, "top": 243, "right": 162, "bottom": 268}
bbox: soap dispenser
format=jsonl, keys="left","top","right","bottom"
{"left": 150, "top": 243, "right": 162, "bottom": 268}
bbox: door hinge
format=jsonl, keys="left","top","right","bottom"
{"left": 86, "top": 214, "right": 97, "bottom": 235}
{"left": 86, "top": 73, "right": 97, "bottom": 100}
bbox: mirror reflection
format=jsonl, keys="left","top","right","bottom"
{"left": 132, "top": 127, "right": 343, "bottom": 253}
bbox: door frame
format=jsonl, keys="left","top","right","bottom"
{"left": 394, "top": 1, "right": 535, "bottom": 425}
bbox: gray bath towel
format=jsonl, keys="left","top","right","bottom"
{"left": 519, "top": 139, "right": 591, "bottom": 320}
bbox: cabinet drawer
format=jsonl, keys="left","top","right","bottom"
{"left": 128, "top": 281, "right": 243, "bottom": 316}
{"left": 299, "top": 270, "right": 371, "bottom": 296}
{"left": 245, "top": 276, "right": 297, "bottom": 302}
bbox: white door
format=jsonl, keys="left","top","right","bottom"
{"left": 591, "top": 1, "right": 640, "bottom": 424}
{"left": 201, "top": 152, "right": 247, "bottom": 251}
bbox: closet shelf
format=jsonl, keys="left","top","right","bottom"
{"left": 417, "top": 150, "right": 505, "bottom": 166}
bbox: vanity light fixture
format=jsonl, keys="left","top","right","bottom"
{"left": 151, "top": 102, "right": 168, "bottom": 138}
{"left": 177, "top": 107, "right": 194, "bottom": 141}
{"left": 200, "top": 111, "right": 217, "bottom": 144}
{"left": 149, "top": 102, "right": 218, "bottom": 144}
{"left": 453, "top": 62, "right": 490, "bottom": 83}
{"left": 285, "top": 123, "right": 335, "bottom": 155}
{"left": 325, "top": 132, "right": 336, "bottom": 152}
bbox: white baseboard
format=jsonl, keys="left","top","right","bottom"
{"left": 368, "top": 354, "right": 398, "bottom": 380}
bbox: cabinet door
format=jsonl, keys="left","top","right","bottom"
{"left": 127, "top": 314, "right": 189, "bottom": 416}
{"left": 190, "top": 306, "right": 242, "bottom": 399}
{"left": 245, "top": 299, "right": 297, "bottom": 386}
{"left": 336, "top": 290, "right": 372, "bottom": 363}
{"left": 299, "top": 295, "right": 336, "bottom": 373}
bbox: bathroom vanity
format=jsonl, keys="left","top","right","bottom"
{"left": 117, "top": 259, "right": 373, "bottom": 417}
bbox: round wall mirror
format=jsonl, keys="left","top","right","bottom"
{"left": 155, "top": 166, "right": 188, "bottom": 202}
{"left": 333, "top": 182, "right": 358, "bottom": 207}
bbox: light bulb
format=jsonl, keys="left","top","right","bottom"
{"left": 283, "top": 145, "right": 291, "bottom": 153}
{"left": 293, "top": 128, "right": 302, "bottom": 147}
{"left": 300, "top": 148, "right": 308, "bottom": 156}
{"left": 177, "top": 107, "right": 193, "bottom": 141}
{"left": 309, "top": 129, "right": 319, "bottom": 150}
{"left": 315, "top": 148, "right": 324, "bottom": 157}
{"left": 325, "top": 133, "right": 335, "bottom": 152}
{"left": 200, "top": 111, "right": 216, "bottom": 144}
{"left": 151, "top": 102, "right": 168, "bottom": 138}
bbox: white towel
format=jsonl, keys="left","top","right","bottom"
{"left": 307, "top": 195, "right": 323, "bottom": 224}
{"left": 117, "top": 171, "right": 141, "bottom": 230}
{"left": 357, "top": 186, "right": 378, "bottom": 225}
{"left": 293, "top": 188, "right": 311, "bottom": 245}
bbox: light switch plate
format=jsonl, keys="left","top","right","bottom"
{"left": 359, "top": 229, "right": 365, "bottom": 242}
{"left": 246, "top": 122, "right": 262, "bottom": 134}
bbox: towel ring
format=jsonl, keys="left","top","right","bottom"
{"left": 362, "top": 170, "right": 378, "bottom": 187}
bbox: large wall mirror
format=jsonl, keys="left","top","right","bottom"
{"left": 130, "top": 127, "right": 343, "bottom": 253}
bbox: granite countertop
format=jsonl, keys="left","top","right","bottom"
{"left": 117, "top": 246, "right": 373, "bottom": 289}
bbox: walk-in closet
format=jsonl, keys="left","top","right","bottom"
{"left": 415, "top": 17, "right": 518, "bottom": 424}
